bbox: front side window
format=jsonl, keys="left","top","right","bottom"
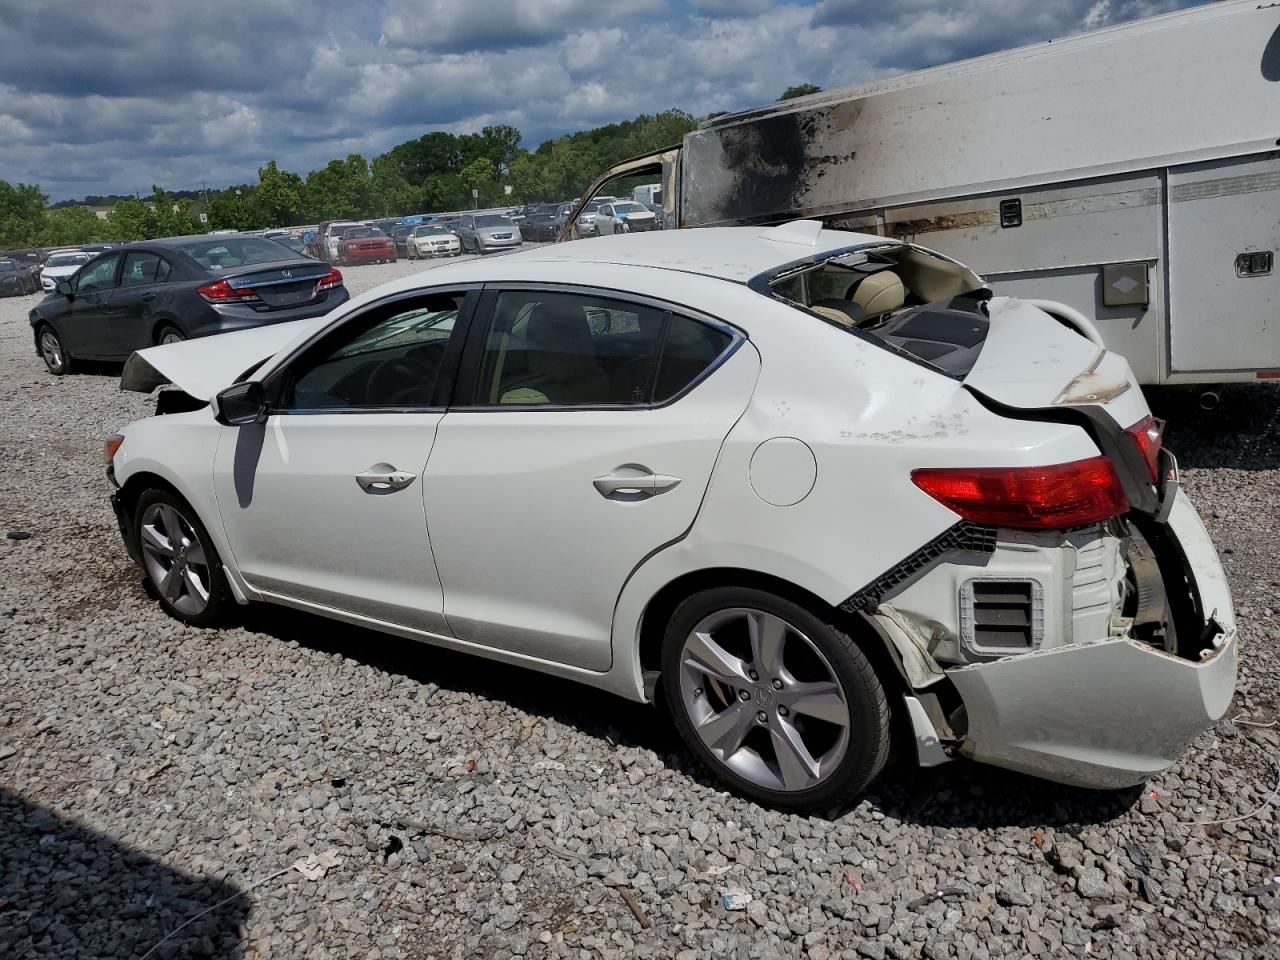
{"left": 284, "top": 293, "right": 465, "bottom": 410}
{"left": 472, "top": 290, "right": 733, "bottom": 407}
{"left": 75, "top": 254, "right": 120, "bottom": 293}
{"left": 120, "top": 252, "right": 172, "bottom": 286}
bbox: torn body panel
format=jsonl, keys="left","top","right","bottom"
{"left": 945, "top": 489, "right": 1236, "bottom": 788}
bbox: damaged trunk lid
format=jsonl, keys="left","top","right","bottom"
{"left": 957, "top": 297, "right": 1148, "bottom": 429}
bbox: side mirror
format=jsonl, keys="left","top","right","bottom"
{"left": 213, "top": 381, "right": 268, "bottom": 426}
{"left": 55, "top": 279, "right": 73, "bottom": 297}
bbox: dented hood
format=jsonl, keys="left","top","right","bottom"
{"left": 120, "top": 317, "right": 329, "bottom": 400}
{"left": 962, "top": 297, "right": 1147, "bottom": 427}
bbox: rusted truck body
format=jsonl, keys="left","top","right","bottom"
{"left": 569, "top": 0, "right": 1280, "bottom": 388}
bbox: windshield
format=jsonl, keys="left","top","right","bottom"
{"left": 343, "top": 227, "right": 383, "bottom": 239}
{"left": 475, "top": 215, "right": 511, "bottom": 227}
{"left": 413, "top": 226, "right": 450, "bottom": 236}
{"left": 175, "top": 237, "right": 295, "bottom": 269}
{"left": 0, "top": 261, "right": 16, "bottom": 273}
{"left": 583, "top": 202, "right": 601, "bottom": 214}
{"left": 47, "top": 253, "right": 90, "bottom": 267}
{"left": 612, "top": 202, "right": 647, "bottom": 215}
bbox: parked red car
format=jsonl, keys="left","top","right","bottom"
{"left": 336, "top": 226, "right": 396, "bottom": 265}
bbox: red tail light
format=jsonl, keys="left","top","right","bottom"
{"left": 196, "top": 279, "right": 257, "bottom": 303}
{"left": 911, "top": 456, "right": 1129, "bottom": 530}
{"left": 315, "top": 268, "right": 343, "bottom": 293}
{"left": 1124, "top": 415, "right": 1164, "bottom": 482}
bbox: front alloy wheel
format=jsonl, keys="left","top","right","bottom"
{"left": 134, "top": 491, "right": 229, "bottom": 626}
{"left": 663, "top": 589, "right": 889, "bottom": 809}
{"left": 38, "top": 326, "right": 71, "bottom": 375}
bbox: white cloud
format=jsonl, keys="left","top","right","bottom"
{"left": 0, "top": 0, "right": 1210, "bottom": 200}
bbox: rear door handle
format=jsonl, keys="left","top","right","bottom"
{"left": 141, "top": 293, "right": 156, "bottom": 302}
{"left": 593, "top": 469, "right": 681, "bottom": 499}
{"left": 355, "top": 463, "right": 417, "bottom": 494}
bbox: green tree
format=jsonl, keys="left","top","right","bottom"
{"left": 41, "top": 205, "right": 105, "bottom": 245}
{"left": 370, "top": 155, "right": 415, "bottom": 216}
{"left": 254, "top": 161, "right": 305, "bottom": 227}
{"left": 305, "top": 154, "right": 371, "bottom": 220}
{"left": 151, "top": 185, "right": 201, "bottom": 237}
{"left": 0, "top": 180, "right": 49, "bottom": 246}
{"left": 459, "top": 156, "right": 498, "bottom": 206}
{"left": 779, "top": 83, "right": 822, "bottom": 101}
{"left": 105, "top": 198, "right": 154, "bottom": 241}
{"left": 207, "top": 187, "right": 260, "bottom": 231}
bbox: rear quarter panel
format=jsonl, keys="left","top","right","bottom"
{"left": 605, "top": 283, "right": 1098, "bottom": 699}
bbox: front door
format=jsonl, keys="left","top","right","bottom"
{"left": 424, "top": 285, "right": 758, "bottom": 671}
{"left": 60, "top": 253, "right": 121, "bottom": 357}
{"left": 212, "top": 290, "right": 474, "bottom": 633}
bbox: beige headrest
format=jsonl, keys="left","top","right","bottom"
{"left": 850, "top": 271, "right": 905, "bottom": 318}
{"left": 810, "top": 305, "right": 856, "bottom": 327}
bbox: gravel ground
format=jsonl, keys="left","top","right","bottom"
{"left": 1, "top": 259, "right": 1278, "bottom": 960}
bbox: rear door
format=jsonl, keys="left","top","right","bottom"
{"left": 212, "top": 289, "right": 476, "bottom": 632}
{"left": 423, "top": 284, "right": 758, "bottom": 670}
{"left": 1168, "top": 153, "right": 1280, "bottom": 373}
{"left": 59, "top": 252, "right": 122, "bottom": 357}
{"left": 108, "top": 250, "right": 177, "bottom": 351}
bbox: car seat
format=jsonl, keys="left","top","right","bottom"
{"left": 500, "top": 304, "right": 609, "bottom": 404}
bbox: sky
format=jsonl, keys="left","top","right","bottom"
{"left": 0, "top": 0, "right": 1207, "bottom": 202}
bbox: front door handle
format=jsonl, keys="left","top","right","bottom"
{"left": 593, "top": 468, "right": 681, "bottom": 499}
{"left": 355, "top": 463, "right": 417, "bottom": 494}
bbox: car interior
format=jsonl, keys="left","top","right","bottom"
{"left": 478, "top": 291, "right": 730, "bottom": 406}
{"left": 287, "top": 298, "right": 461, "bottom": 409}
{"left": 178, "top": 238, "right": 292, "bottom": 270}
{"left": 772, "top": 245, "right": 993, "bottom": 376}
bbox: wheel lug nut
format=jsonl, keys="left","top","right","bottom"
{"left": 771, "top": 679, "right": 783, "bottom": 690}
{"left": 738, "top": 690, "right": 750, "bottom": 701}
{"left": 693, "top": 688, "right": 703, "bottom": 698}
{"left": 748, "top": 669, "right": 759, "bottom": 681}
{"left": 778, "top": 706, "right": 790, "bottom": 717}
{"left": 756, "top": 711, "right": 767, "bottom": 723}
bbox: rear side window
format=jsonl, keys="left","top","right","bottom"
{"left": 471, "top": 290, "right": 734, "bottom": 407}
{"left": 120, "top": 252, "right": 172, "bottom": 286}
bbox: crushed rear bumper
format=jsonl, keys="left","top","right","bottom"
{"left": 947, "top": 488, "right": 1236, "bottom": 789}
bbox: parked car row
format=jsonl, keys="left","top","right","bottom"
{"left": 0, "top": 244, "right": 116, "bottom": 297}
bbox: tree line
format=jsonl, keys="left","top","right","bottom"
{"left": 0, "top": 110, "right": 700, "bottom": 248}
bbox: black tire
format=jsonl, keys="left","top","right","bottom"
{"left": 36, "top": 323, "right": 73, "bottom": 375}
{"left": 133, "top": 488, "right": 230, "bottom": 627}
{"left": 156, "top": 325, "right": 185, "bottom": 346}
{"left": 661, "top": 586, "right": 890, "bottom": 810}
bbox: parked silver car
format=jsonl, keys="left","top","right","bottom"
{"left": 458, "top": 214, "right": 522, "bottom": 255}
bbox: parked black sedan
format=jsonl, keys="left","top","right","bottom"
{"left": 0, "top": 258, "right": 39, "bottom": 296}
{"left": 28, "top": 235, "right": 350, "bottom": 375}
{"left": 517, "top": 212, "right": 561, "bottom": 242}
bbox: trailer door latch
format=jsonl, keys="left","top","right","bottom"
{"left": 1236, "top": 251, "right": 1272, "bottom": 277}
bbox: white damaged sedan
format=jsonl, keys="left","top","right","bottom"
{"left": 107, "top": 221, "right": 1236, "bottom": 808}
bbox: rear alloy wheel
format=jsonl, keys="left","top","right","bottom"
{"left": 134, "top": 489, "right": 229, "bottom": 626}
{"left": 38, "top": 325, "right": 72, "bottom": 375}
{"left": 662, "top": 588, "right": 889, "bottom": 809}
{"left": 157, "top": 326, "right": 184, "bottom": 346}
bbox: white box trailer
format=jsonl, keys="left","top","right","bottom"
{"left": 571, "top": 0, "right": 1280, "bottom": 387}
